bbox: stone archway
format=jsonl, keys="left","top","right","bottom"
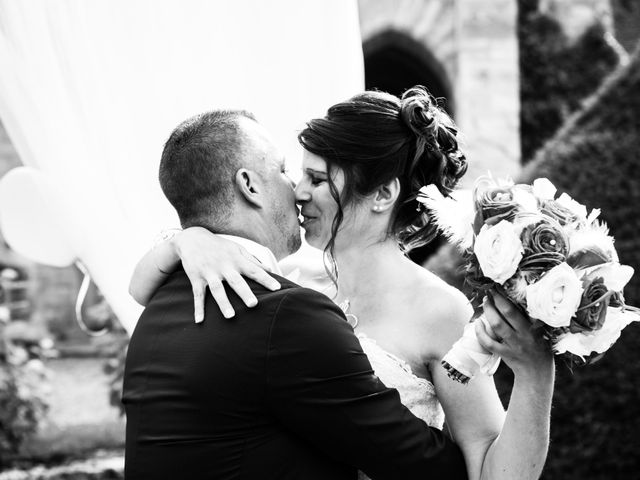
{"left": 363, "top": 30, "right": 455, "bottom": 114}
{"left": 358, "top": 0, "right": 521, "bottom": 185}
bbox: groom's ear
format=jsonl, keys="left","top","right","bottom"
{"left": 235, "top": 168, "right": 264, "bottom": 208}
{"left": 372, "top": 177, "right": 401, "bottom": 213}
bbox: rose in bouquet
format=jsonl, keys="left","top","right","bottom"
{"left": 417, "top": 176, "right": 640, "bottom": 384}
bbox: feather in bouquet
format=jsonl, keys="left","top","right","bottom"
{"left": 418, "top": 175, "right": 640, "bottom": 384}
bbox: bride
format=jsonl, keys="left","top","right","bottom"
{"left": 130, "top": 86, "right": 554, "bottom": 480}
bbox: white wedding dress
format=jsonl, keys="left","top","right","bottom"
{"left": 356, "top": 333, "right": 445, "bottom": 480}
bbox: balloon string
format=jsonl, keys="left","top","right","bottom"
{"left": 74, "top": 261, "right": 109, "bottom": 337}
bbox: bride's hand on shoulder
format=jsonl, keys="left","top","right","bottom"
{"left": 476, "top": 289, "right": 554, "bottom": 381}
{"left": 174, "top": 227, "right": 281, "bottom": 322}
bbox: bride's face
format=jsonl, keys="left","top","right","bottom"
{"left": 295, "top": 150, "right": 341, "bottom": 249}
{"left": 295, "top": 150, "right": 370, "bottom": 250}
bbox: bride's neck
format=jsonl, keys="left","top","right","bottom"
{"left": 333, "top": 237, "right": 406, "bottom": 301}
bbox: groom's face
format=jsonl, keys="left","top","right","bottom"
{"left": 240, "top": 119, "right": 301, "bottom": 258}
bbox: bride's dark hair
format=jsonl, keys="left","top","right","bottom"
{"left": 298, "top": 86, "right": 467, "bottom": 277}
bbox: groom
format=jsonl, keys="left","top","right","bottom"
{"left": 123, "top": 110, "right": 468, "bottom": 479}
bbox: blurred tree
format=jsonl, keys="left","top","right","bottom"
{"left": 430, "top": 7, "right": 640, "bottom": 479}
{"left": 611, "top": 0, "right": 640, "bottom": 52}
{"left": 518, "top": 0, "right": 622, "bottom": 162}
{"left": 519, "top": 43, "right": 640, "bottom": 480}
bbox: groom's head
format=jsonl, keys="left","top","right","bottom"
{"left": 159, "top": 110, "right": 301, "bottom": 259}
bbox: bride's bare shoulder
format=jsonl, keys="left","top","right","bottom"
{"left": 407, "top": 264, "right": 474, "bottom": 360}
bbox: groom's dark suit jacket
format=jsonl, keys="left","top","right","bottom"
{"left": 123, "top": 268, "right": 468, "bottom": 480}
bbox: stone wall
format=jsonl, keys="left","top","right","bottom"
{"left": 454, "top": 0, "right": 521, "bottom": 184}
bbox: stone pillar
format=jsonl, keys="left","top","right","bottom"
{"left": 455, "top": 0, "right": 521, "bottom": 186}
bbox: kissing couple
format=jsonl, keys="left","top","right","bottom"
{"left": 123, "top": 86, "right": 554, "bottom": 479}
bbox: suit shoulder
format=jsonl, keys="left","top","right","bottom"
{"left": 265, "top": 273, "right": 311, "bottom": 292}
{"left": 248, "top": 274, "right": 338, "bottom": 309}
{"left": 276, "top": 285, "right": 343, "bottom": 315}
{"left": 268, "top": 286, "right": 351, "bottom": 341}
{"left": 265, "top": 287, "right": 365, "bottom": 376}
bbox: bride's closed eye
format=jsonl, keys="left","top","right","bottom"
{"left": 310, "top": 175, "right": 326, "bottom": 186}
{"left": 303, "top": 169, "right": 327, "bottom": 186}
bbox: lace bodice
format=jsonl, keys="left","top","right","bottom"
{"left": 356, "top": 333, "right": 445, "bottom": 480}
{"left": 357, "top": 333, "right": 445, "bottom": 429}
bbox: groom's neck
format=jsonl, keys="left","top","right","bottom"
{"left": 189, "top": 217, "right": 284, "bottom": 260}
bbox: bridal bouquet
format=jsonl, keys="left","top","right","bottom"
{"left": 418, "top": 176, "right": 640, "bottom": 384}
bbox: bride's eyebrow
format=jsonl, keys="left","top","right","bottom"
{"left": 305, "top": 168, "right": 327, "bottom": 176}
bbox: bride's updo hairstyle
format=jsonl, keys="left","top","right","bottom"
{"left": 298, "top": 85, "right": 467, "bottom": 259}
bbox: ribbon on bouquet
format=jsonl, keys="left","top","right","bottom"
{"left": 441, "top": 317, "right": 501, "bottom": 384}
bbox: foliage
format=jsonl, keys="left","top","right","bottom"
{"left": 429, "top": 9, "right": 640, "bottom": 479}
{"left": 518, "top": 0, "right": 622, "bottom": 161}
{"left": 518, "top": 39, "right": 640, "bottom": 479}
{"left": 611, "top": 0, "right": 640, "bottom": 52}
{"left": 0, "top": 341, "right": 51, "bottom": 468}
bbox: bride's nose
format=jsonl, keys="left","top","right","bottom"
{"left": 294, "top": 181, "right": 311, "bottom": 203}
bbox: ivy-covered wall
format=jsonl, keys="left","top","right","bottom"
{"left": 519, "top": 41, "right": 640, "bottom": 480}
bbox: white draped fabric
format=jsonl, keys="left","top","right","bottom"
{"left": 0, "top": 0, "right": 364, "bottom": 333}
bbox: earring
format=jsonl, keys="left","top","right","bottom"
{"left": 373, "top": 205, "right": 381, "bottom": 212}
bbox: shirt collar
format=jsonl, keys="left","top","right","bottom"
{"left": 218, "top": 234, "right": 282, "bottom": 275}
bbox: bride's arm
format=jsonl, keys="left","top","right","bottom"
{"left": 129, "top": 227, "right": 280, "bottom": 320}
{"left": 129, "top": 231, "right": 181, "bottom": 305}
{"left": 425, "top": 289, "right": 553, "bottom": 480}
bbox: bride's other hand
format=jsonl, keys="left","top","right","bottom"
{"left": 174, "top": 227, "right": 281, "bottom": 322}
{"left": 475, "top": 290, "right": 553, "bottom": 379}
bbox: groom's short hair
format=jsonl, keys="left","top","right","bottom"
{"left": 159, "top": 109, "right": 256, "bottom": 228}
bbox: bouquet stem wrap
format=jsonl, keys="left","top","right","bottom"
{"left": 441, "top": 318, "right": 501, "bottom": 384}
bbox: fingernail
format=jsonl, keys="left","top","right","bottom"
{"left": 247, "top": 299, "right": 258, "bottom": 308}
{"left": 223, "top": 309, "right": 235, "bottom": 318}
{"left": 269, "top": 282, "right": 281, "bottom": 291}
{"left": 195, "top": 316, "right": 203, "bottom": 324}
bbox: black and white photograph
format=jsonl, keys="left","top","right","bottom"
{"left": 0, "top": 1, "right": 638, "bottom": 479}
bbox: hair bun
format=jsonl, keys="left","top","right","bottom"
{"left": 399, "top": 86, "right": 439, "bottom": 144}
{"left": 398, "top": 85, "right": 467, "bottom": 195}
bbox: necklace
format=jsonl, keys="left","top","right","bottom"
{"left": 338, "top": 299, "right": 359, "bottom": 329}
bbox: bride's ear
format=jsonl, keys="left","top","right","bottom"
{"left": 235, "top": 168, "right": 264, "bottom": 208}
{"left": 371, "top": 177, "right": 400, "bottom": 213}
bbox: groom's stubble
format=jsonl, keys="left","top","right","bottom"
{"left": 238, "top": 118, "right": 301, "bottom": 259}
{"left": 265, "top": 172, "right": 301, "bottom": 257}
